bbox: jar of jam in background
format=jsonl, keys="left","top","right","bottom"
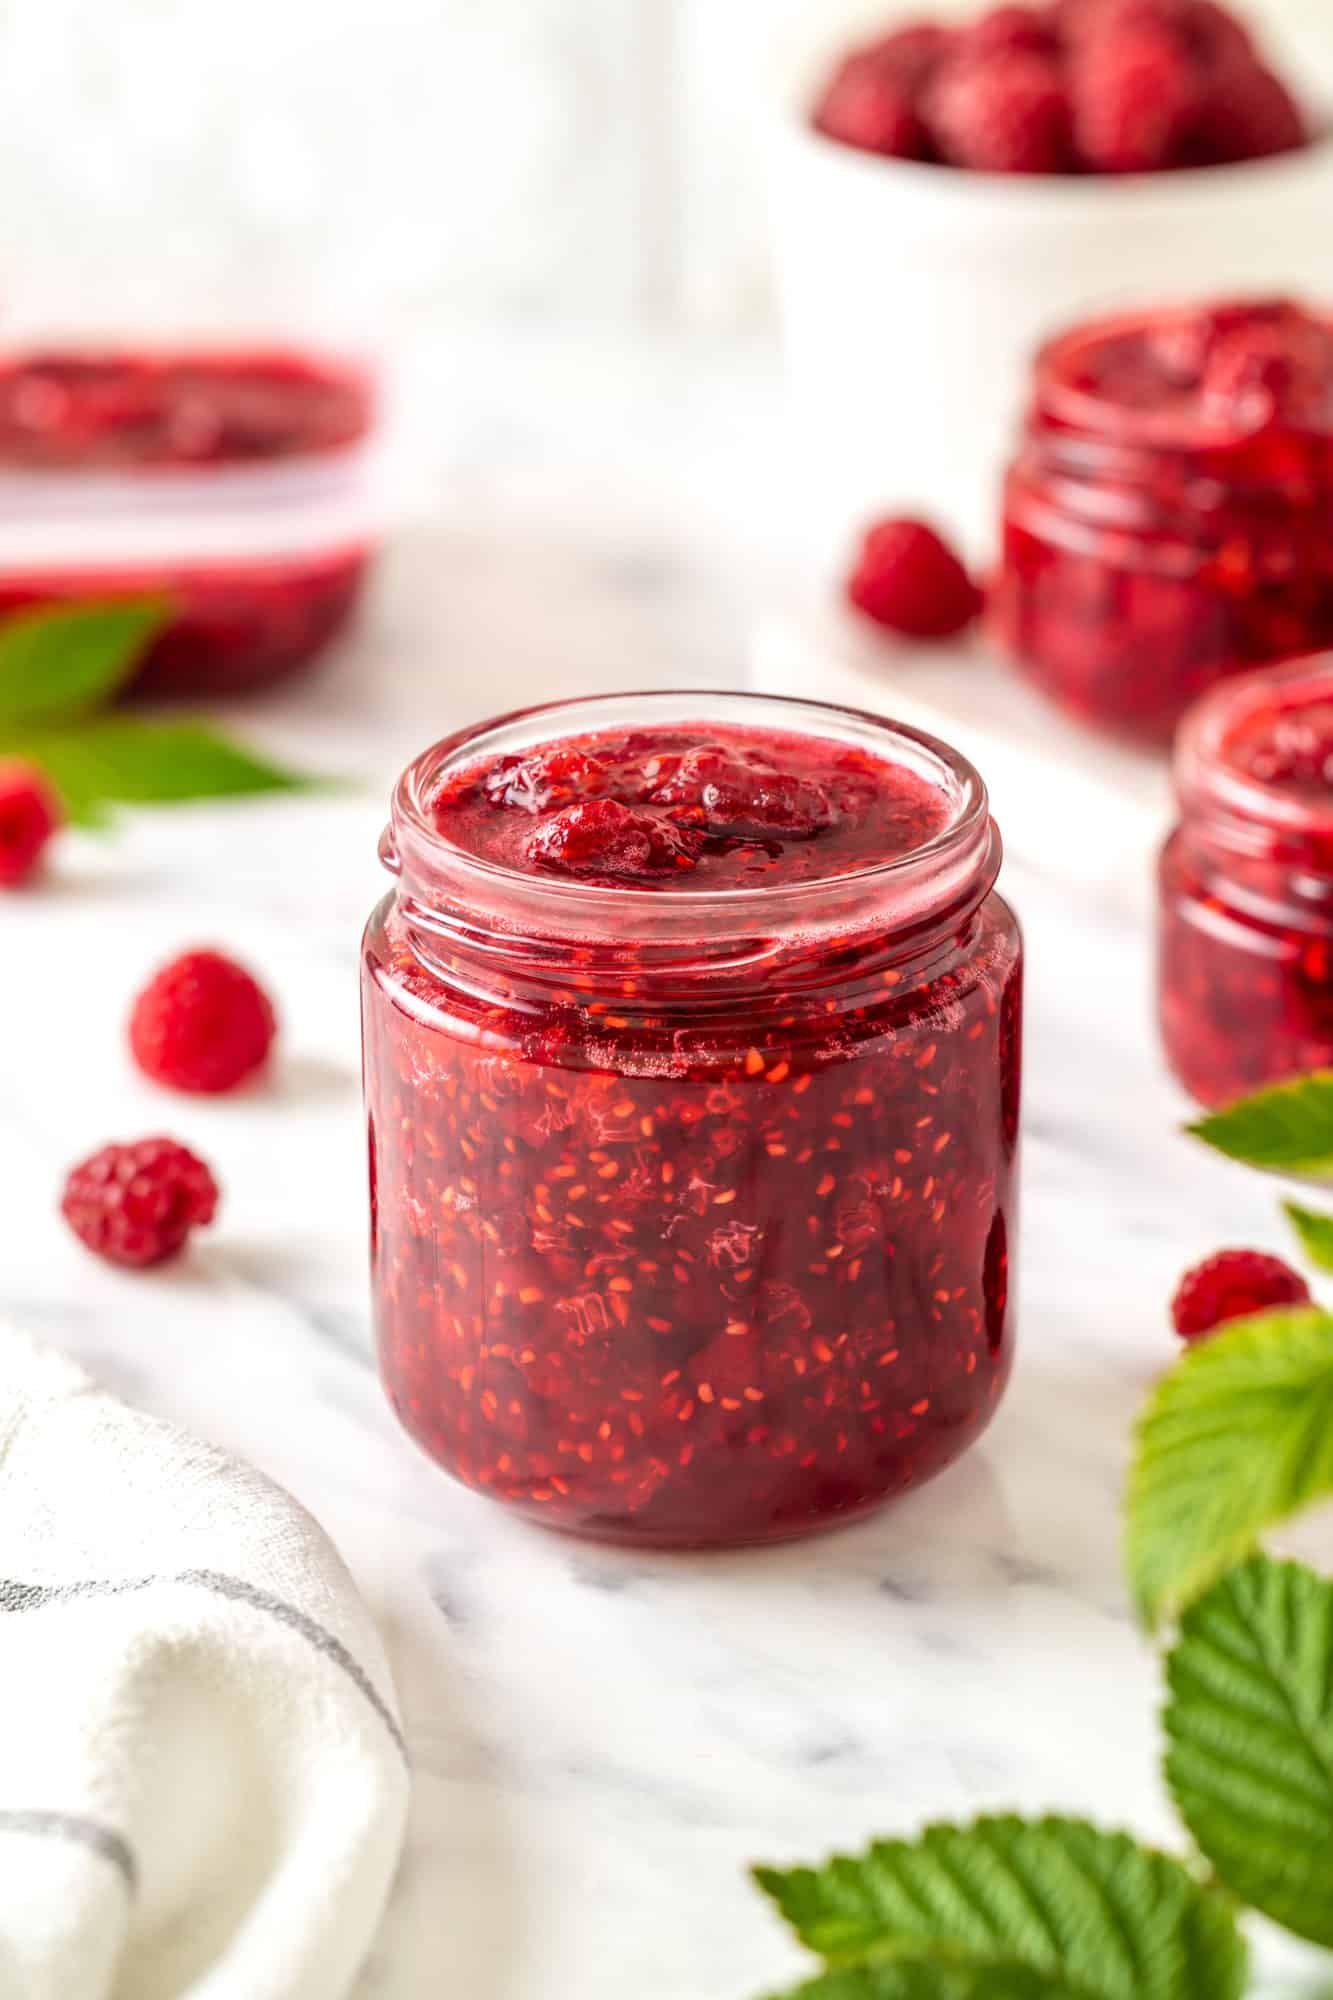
{"left": 0, "top": 346, "right": 380, "bottom": 698}
{"left": 994, "top": 299, "right": 1333, "bottom": 745}
{"left": 362, "top": 691, "right": 1023, "bottom": 1547}
{"left": 1160, "top": 656, "right": 1333, "bottom": 1107}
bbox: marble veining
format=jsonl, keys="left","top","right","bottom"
{"left": 2, "top": 334, "right": 1329, "bottom": 1999}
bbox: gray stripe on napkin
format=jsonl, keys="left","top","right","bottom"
{"left": 0, "top": 1570, "right": 406, "bottom": 1761}
{"left": 0, "top": 1809, "right": 137, "bottom": 1893}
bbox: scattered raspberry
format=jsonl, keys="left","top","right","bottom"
{"left": 649, "top": 748, "right": 834, "bottom": 840}
{"left": 1071, "top": 24, "right": 1201, "bottom": 171}
{"left": 813, "top": 53, "right": 928, "bottom": 157}
{"left": 61, "top": 1137, "right": 220, "bottom": 1269}
{"left": 926, "top": 49, "right": 1073, "bottom": 172}
{"left": 129, "top": 948, "right": 278, "bottom": 1095}
{"left": 1171, "top": 1249, "right": 1311, "bottom": 1341}
{"left": 1194, "top": 55, "right": 1307, "bottom": 164}
{"left": 847, "top": 518, "right": 982, "bottom": 638}
{"left": 0, "top": 759, "right": 60, "bottom": 889}
{"left": 525, "top": 798, "right": 702, "bottom": 880}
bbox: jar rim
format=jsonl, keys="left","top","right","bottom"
{"left": 1175, "top": 653, "right": 1333, "bottom": 839}
{"left": 384, "top": 688, "right": 997, "bottom": 946}
{"left": 1032, "top": 299, "right": 1333, "bottom": 454}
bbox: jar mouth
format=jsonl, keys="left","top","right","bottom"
{"left": 1176, "top": 654, "right": 1333, "bottom": 840}
{"left": 1033, "top": 300, "right": 1333, "bottom": 453}
{"left": 386, "top": 689, "right": 996, "bottom": 946}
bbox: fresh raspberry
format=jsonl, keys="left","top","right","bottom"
{"left": 926, "top": 49, "right": 1073, "bottom": 173}
{"left": 857, "top": 22, "right": 955, "bottom": 82}
{"left": 525, "top": 798, "right": 702, "bottom": 880}
{"left": 847, "top": 518, "right": 982, "bottom": 638}
{"left": 1171, "top": 1249, "right": 1311, "bottom": 1342}
{"left": 61, "top": 1137, "right": 220, "bottom": 1269}
{"left": 813, "top": 19, "right": 954, "bottom": 155}
{"left": 0, "top": 759, "right": 60, "bottom": 889}
{"left": 129, "top": 948, "right": 277, "bottom": 1095}
{"left": 1193, "top": 55, "right": 1307, "bottom": 164}
{"left": 813, "top": 55, "right": 927, "bottom": 157}
{"left": 957, "top": 5, "right": 1059, "bottom": 62}
{"left": 1071, "top": 24, "right": 1201, "bottom": 171}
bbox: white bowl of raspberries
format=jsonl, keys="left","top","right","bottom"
{"left": 767, "top": 0, "right": 1333, "bottom": 563}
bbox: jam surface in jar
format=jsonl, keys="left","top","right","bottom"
{"left": 1160, "top": 657, "right": 1333, "bottom": 1107}
{"left": 362, "top": 694, "right": 1023, "bottom": 1548}
{"left": 0, "top": 346, "right": 376, "bottom": 698}
{"left": 0, "top": 349, "right": 370, "bottom": 469}
{"left": 996, "top": 300, "right": 1333, "bottom": 743}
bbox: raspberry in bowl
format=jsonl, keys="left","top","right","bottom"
{"left": 768, "top": 2, "right": 1333, "bottom": 561}
{"left": 362, "top": 691, "right": 1023, "bottom": 1547}
{"left": 1159, "top": 656, "right": 1333, "bottom": 1106}
{"left": 0, "top": 346, "right": 380, "bottom": 698}
{"left": 995, "top": 298, "right": 1333, "bottom": 742}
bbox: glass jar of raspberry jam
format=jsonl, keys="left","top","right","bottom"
{"left": 362, "top": 692, "right": 1023, "bottom": 1547}
{"left": 1160, "top": 656, "right": 1333, "bottom": 1107}
{"left": 995, "top": 300, "right": 1333, "bottom": 743}
{"left": 0, "top": 347, "right": 380, "bottom": 698}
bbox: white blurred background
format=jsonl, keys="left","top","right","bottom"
{"left": 0, "top": 0, "right": 1327, "bottom": 344}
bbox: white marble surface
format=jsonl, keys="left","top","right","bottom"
{"left": 3, "top": 331, "right": 1331, "bottom": 1998}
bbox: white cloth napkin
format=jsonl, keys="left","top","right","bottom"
{"left": 0, "top": 1324, "right": 410, "bottom": 2000}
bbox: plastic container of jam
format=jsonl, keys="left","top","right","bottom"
{"left": 0, "top": 346, "right": 381, "bottom": 698}
{"left": 1160, "top": 655, "right": 1333, "bottom": 1107}
{"left": 994, "top": 299, "right": 1333, "bottom": 744}
{"left": 362, "top": 690, "right": 1023, "bottom": 1547}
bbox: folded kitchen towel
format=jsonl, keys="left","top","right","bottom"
{"left": 0, "top": 1323, "right": 409, "bottom": 2000}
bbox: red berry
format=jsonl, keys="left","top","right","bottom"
{"left": 129, "top": 948, "right": 278, "bottom": 1095}
{"left": 0, "top": 759, "right": 60, "bottom": 889}
{"left": 525, "top": 798, "right": 702, "bottom": 880}
{"left": 857, "top": 22, "right": 956, "bottom": 82}
{"left": 847, "top": 518, "right": 982, "bottom": 639}
{"left": 1072, "top": 24, "right": 1201, "bottom": 171}
{"left": 1193, "top": 55, "right": 1307, "bottom": 164}
{"left": 927, "top": 49, "right": 1073, "bottom": 173}
{"left": 61, "top": 1137, "right": 220, "bottom": 1269}
{"left": 813, "top": 53, "right": 928, "bottom": 159}
{"left": 957, "top": 5, "right": 1059, "bottom": 62}
{"left": 1171, "top": 1249, "right": 1311, "bottom": 1341}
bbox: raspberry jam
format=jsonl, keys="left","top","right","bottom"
{"left": 1160, "top": 657, "right": 1333, "bottom": 1106}
{"left": 362, "top": 693, "right": 1023, "bottom": 1547}
{"left": 0, "top": 347, "right": 377, "bottom": 698}
{"left": 995, "top": 300, "right": 1333, "bottom": 743}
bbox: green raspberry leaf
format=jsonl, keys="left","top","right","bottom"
{"left": 0, "top": 599, "right": 171, "bottom": 724}
{"left": 763, "top": 1963, "right": 1083, "bottom": 2000}
{"left": 1188, "top": 1073, "right": 1333, "bottom": 1178}
{"left": 1284, "top": 1200, "right": 1333, "bottom": 1273}
{"left": 753, "top": 1816, "right": 1244, "bottom": 2000}
{"left": 1166, "top": 1555, "right": 1333, "bottom": 1948}
{"left": 1127, "top": 1308, "right": 1333, "bottom": 1629}
{"left": 0, "top": 716, "right": 322, "bottom": 826}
